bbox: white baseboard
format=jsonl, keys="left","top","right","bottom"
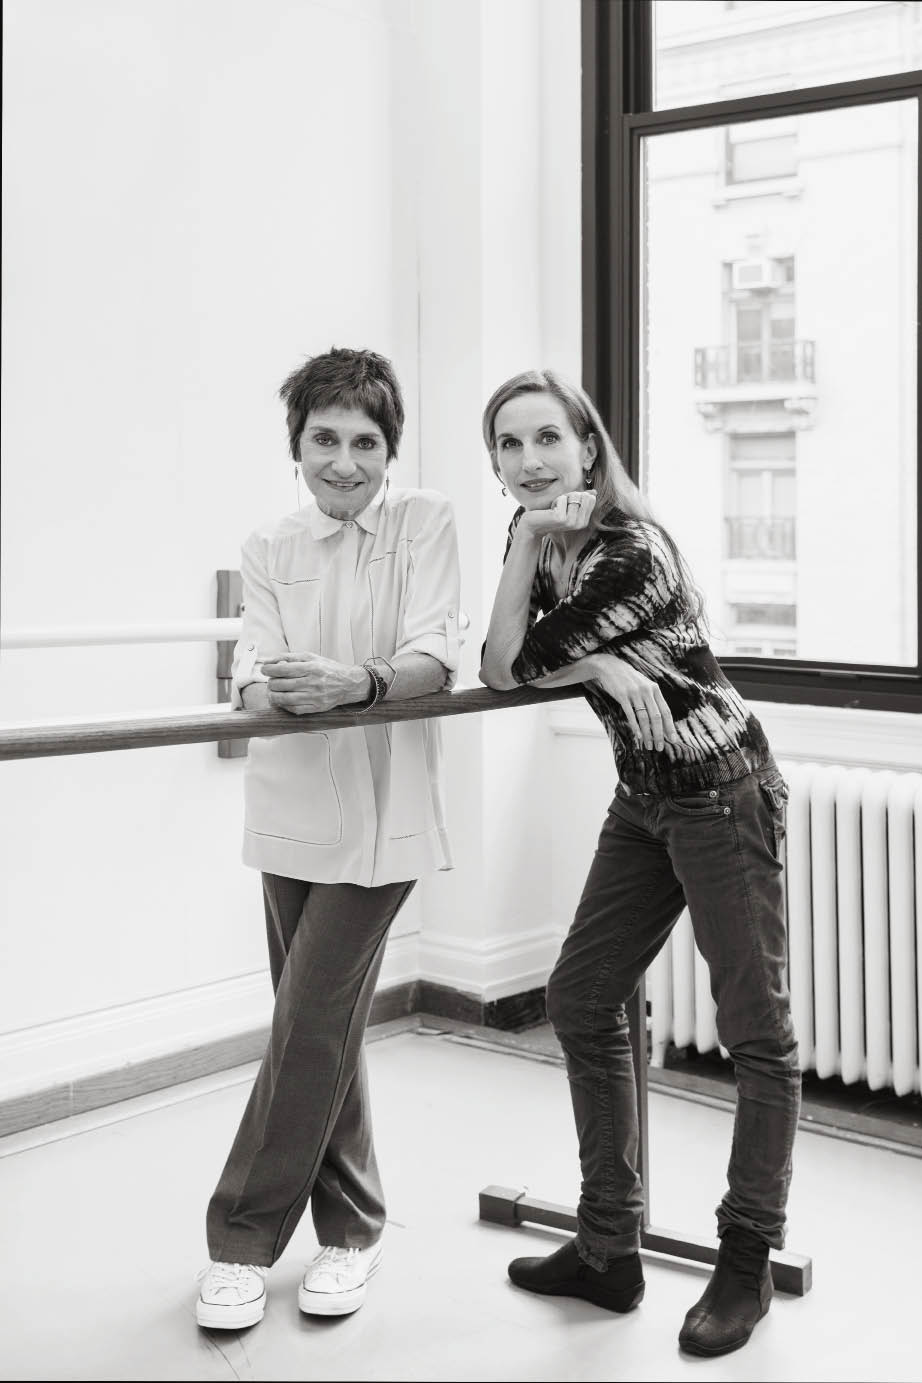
{"left": 417, "top": 928, "right": 560, "bottom": 1003}
{"left": 0, "top": 919, "right": 553, "bottom": 1127}
{"left": 0, "top": 923, "right": 421, "bottom": 1106}
{"left": 0, "top": 971, "right": 275, "bottom": 1103}
{"left": 378, "top": 928, "right": 420, "bottom": 991}
{"left": 0, "top": 920, "right": 547, "bottom": 1135}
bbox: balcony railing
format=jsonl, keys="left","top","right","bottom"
{"left": 695, "top": 340, "right": 815, "bottom": 388}
{"left": 725, "top": 516, "right": 796, "bottom": 560}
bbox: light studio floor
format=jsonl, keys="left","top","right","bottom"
{"left": 1, "top": 1022, "right": 919, "bottom": 1383}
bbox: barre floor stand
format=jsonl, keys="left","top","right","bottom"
{"left": 479, "top": 977, "right": 813, "bottom": 1296}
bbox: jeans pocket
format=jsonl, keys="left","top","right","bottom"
{"left": 665, "top": 787, "right": 725, "bottom": 817}
{"left": 758, "top": 777, "right": 789, "bottom": 852}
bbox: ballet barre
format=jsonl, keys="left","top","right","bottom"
{"left": 0, "top": 683, "right": 812, "bottom": 1293}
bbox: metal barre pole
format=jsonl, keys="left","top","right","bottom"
{"left": 1, "top": 619, "right": 244, "bottom": 649}
{"left": 1, "top": 609, "right": 471, "bottom": 651}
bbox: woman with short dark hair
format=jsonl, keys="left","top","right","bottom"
{"left": 196, "top": 347, "right": 460, "bottom": 1330}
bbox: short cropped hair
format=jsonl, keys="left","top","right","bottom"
{"left": 279, "top": 347, "right": 405, "bottom": 461}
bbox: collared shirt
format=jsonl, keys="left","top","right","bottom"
{"left": 232, "top": 486, "right": 461, "bottom": 885}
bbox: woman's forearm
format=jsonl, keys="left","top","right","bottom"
{"left": 393, "top": 651, "right": 597, "bottom": 698}
{"left": 386, "top": 651, "right": 451, "bottom": 701}
{"left": 480, "top": 527, "right": 543, "bottom": 690}
{"left": 528, "top": 653, "right": 604, "bottom": 690}
{"left": 240, "top": 682, "right": 271, "bottom": 710}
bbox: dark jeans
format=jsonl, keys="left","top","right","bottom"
{"left": 545, "top": 762, "right": 800, "bottom": 1271}
{"left": 206, "top": 874, "right": 415, "bottom": 1267}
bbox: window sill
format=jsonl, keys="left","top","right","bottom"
{"left": 546, "top": 698, "right": 922, "bottom": 771}
{"left": 694, "top": 381, "right": 816, "bottom": 407}
{"left": 713, "top": 177, "right": 803, "bottom": 205}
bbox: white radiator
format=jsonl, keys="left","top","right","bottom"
{"left": 648, "top": 761, "right": 922, "bottom": 1097}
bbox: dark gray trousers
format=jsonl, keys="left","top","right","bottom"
{"left": 206, "top": 874, "right": 415, "bottom": 1267}
{"left": 546, "top": 762, "right": 801, "bottom": 1270}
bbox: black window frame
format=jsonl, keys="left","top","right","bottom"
{"left": 582, "top": 0, "right": 922, "bottom": 712}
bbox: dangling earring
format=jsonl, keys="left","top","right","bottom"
{"left": 294, "top": 464, "right": 301, "bottom": 507}
{"left": 501, "top": 485, "right": 508, "bottom": 496}
{"left": 585, "top": 434, "right": 597, "bottom": 489}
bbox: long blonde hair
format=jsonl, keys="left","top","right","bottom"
{"left": 482, "top": 369, "right": 704, "bottom": 621}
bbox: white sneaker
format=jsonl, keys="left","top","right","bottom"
{"left": 298, "top": 1244, "right": 382, "bottom": 1316}
{"left": 196, "top": 1261, "right": 269, "bottom": 1329}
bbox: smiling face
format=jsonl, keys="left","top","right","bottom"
{"left": 493, "top": 392, "right": 597, "bottom": 511}
{"left": 298, "top": 405, "right": 389, "bottom": 519}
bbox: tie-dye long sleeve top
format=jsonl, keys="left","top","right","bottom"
{"left": 504, "top": 510, "right": 773, "bottom": 797}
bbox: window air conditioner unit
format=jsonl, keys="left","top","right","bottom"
{"left": 732, "top": 258, "right": 779, "bottom": 291}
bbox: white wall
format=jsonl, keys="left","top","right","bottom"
{"left": 413, "top": 0, "right": 584, "bottom": 1002}
{"left": 0, "top": 0, "right": 584, "bottom": 1101}
{"left": 0, "top": 0, "right": 423, "bottom": 1095}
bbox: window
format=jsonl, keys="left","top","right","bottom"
{"left": 726, "top": 435, "right": 796, "bottom": 561}
{"left": 731, "top": 261, "right": 796, "bottom": 383}
{"left": 732, "top": 604, "right": 796, "bottom": 626}
{"left": 643, "top": 101, "right": 916, "bottom": 679}
{"left": 726, "top": 120, "right": 797, "bottom": 183}
{"left": 653, "top": 0, "right": 922, "bottom": 112}
{"left": 583, "top": 1, "right": 921, "bottom": 709}
{"left": 727, "top": 598, "right": 797, "bottom": 659}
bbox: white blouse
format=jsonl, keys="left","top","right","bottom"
{"left": 231, "top": 486, "right": 461, "bottom": 886}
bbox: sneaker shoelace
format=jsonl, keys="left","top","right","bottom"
{"left": 197, "top": 1261, "right": 268, "bottom": 1292}
{"left": 310, "top": 1246, "right": 361, "bottom": 1281}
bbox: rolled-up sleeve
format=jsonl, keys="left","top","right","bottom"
{"left": 230, "top": 533, "right": 289, "bottom": 708}
{"left": 511, "top": 531, "right": 677, "bottom": 683}
{"left": 394, "top": 494, "right": 462, "bottom": 689}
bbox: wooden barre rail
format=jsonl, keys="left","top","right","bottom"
{"left": 0, "top": 683, "right": 586, "bottom": 761}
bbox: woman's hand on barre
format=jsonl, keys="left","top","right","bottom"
{"left": 585, "top": 654, "right": 679, "bottom": 753}
{"left": 260, "top": 653, "right": 370, "bottom": 715}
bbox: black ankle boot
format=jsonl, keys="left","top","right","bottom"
{"left": 678, "top": 1227, "right": 773, "bottom": 1356}
{"left": 508, "top": 1239, "right": 645, "bottom": 1313}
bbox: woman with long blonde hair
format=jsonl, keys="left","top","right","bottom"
{"left": 480, "top": 369, "right": 799, "bottom": 1359}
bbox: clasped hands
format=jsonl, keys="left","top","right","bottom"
{"left": 260, "top": 653, "right": 369, "bottom": 716}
